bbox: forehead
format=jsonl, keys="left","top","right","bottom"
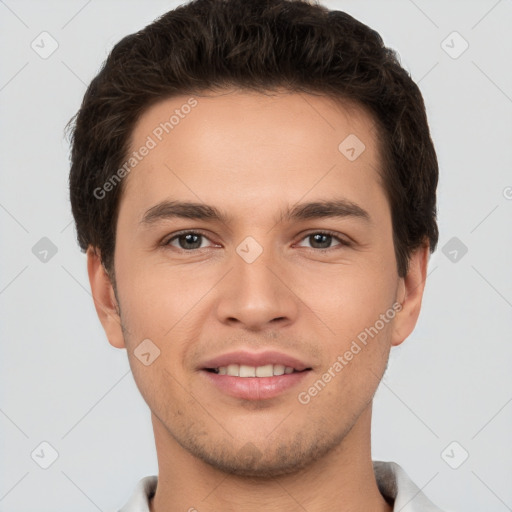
{"left": 120, "top": 89, "right": 386, "bottom": 220}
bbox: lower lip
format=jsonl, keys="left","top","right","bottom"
{"left": 201, "top": 370, "right": 311, "bottom": 400}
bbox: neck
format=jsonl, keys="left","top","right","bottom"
{"left": 149, "top": 404, "right": 392, "bottom": 512}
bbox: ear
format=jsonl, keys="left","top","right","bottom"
{"left": 391, "top": 243, "right": 430, "bottom": 347}
{"left": 86, "top": 246, "right": 126, "bottom": 349}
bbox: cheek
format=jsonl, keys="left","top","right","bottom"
{"left": 115, "top": 244, "right": 173, "bottom": 318}
{"left": 294, "top": 254, "right": 398, "bottom": 399}
{"left": 114, "top": 256, "right": 216, "bottom": 362}
{"left": 294, "top": 256, "right": 397, "bottom": 338}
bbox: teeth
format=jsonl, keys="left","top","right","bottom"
{"left": 273, "top": 364, "right": 285, "bottom": 376}
{"left": 256, "top": 364, "right": 273, "bottom": 377}
{"left": 227, "top": 364, "right": 239, "bottom": 376}
{"left": 218, "top": 364, "right": 297, "bottom": 377}
{"left": 239, "top": 365, "right": 256, "bottom": 377}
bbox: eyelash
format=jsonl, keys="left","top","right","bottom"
{"left": 162, "top": 229, "right": 352, "bottom": 252}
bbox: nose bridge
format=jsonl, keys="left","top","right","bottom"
{"left": 233, "top": 233, "right": 281, "bottom": 298}
{"left": 214, "top": 233, "right": 297, "bottom": 328}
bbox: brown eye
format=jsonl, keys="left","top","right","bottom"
{"left": 296, "top": 231, "right": 349, "bottom": 250}
{"left": 165, "top": 231, "right": 213, "bottom": 250}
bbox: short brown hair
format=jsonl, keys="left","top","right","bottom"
{"left": 67, "top": 0, "right": 439, "bottom": 278}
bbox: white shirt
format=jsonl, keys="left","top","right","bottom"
{"left": 118, "top": 461, "right": 444, "bottom": 511}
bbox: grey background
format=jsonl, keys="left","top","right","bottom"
{"left": 1, "top": 0, "right": 511, "bottom": 511}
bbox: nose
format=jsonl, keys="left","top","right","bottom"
{"left": 214, "top": 239, "right": 299, "bottom": 331}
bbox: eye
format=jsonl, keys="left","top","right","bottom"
{"left": 163, "top": 230, "right": 216, "bottom": 251}
{"left": 295, "top": 231, "right": 350, "bottom": 250}
{"left": 162, "top": 229, "right": 351, "bottom": 252}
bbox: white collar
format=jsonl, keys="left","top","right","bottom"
{"left": 373, "top": 461, "right": 444, "bottom": 511}
{"left": 119, "top": 461, "right": 444, "bottom": 511}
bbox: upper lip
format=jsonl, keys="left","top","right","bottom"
{"left": 200, "top": 350, "right": 311, "bottom": 372}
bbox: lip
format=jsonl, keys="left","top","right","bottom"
{"left": 200, "top": 350, "right": 311, "bottom": 372}
{"left": 199, "top": 350, "right": 312, "bottom": 401}
{"left": 201, "top": 369, "right": 311, "bottom": 400}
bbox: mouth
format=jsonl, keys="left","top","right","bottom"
{"left": 199, "top": 351, "right": 313, "bottom": 400}
{"left": 204, "top": 364, "right": 310, "bottom": 377}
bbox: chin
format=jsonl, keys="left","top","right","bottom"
{"left": 183, "top": 427, "right": 345, "bottom": 479}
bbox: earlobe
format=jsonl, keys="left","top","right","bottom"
{"left": 86, "top": 246, "right": 126, "bottom": 349}
{"left": 391, "top": 243, "right": 429, "bottom": 347}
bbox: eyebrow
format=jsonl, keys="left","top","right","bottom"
{"left": 139, "top": 198, "right": 371, "bottom": 227}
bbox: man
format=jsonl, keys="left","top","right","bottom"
{"left": 67, "top": 0, "right": 444, "bottom": 510}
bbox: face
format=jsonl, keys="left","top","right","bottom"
{"left": 90, "top": 89, "right": 425, "bottom": 478}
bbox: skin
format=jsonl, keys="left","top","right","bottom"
{"left": 88, "top": 89, "right": 429, "bottom": 512}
